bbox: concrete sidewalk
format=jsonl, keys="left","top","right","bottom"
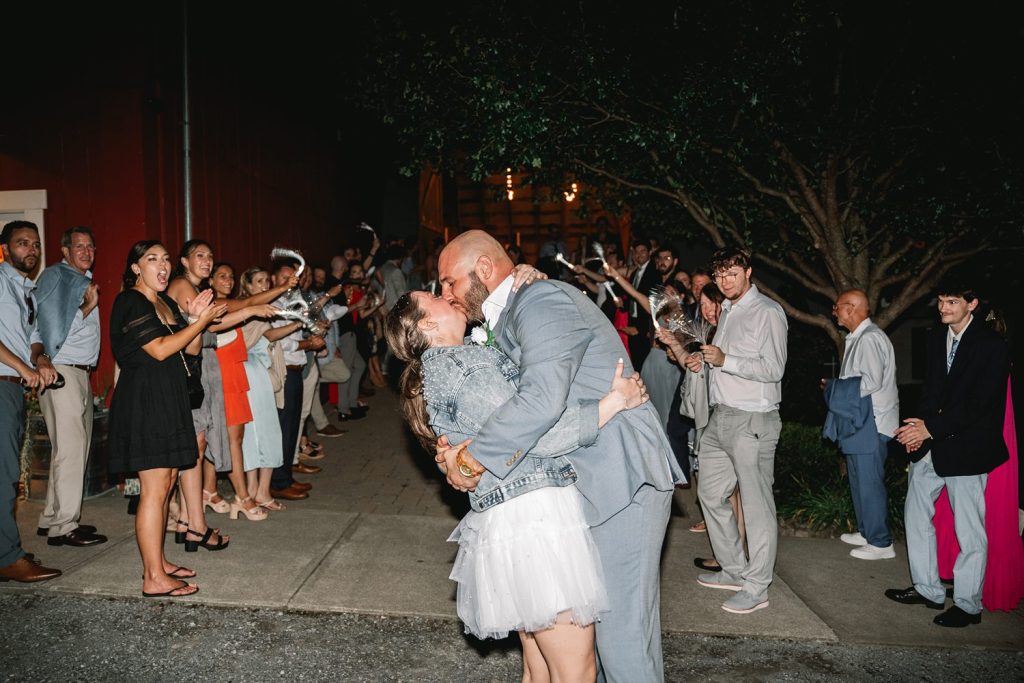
{"left": 5, "top": 390, "right": 1022, "bottom": 652}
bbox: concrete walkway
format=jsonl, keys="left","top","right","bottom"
{"left": 6, "top": 389, "right": 1022, "bottom": 652}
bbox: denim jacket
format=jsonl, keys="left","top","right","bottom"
{"left": 421, "top": 344, "right": 600, "bottom": 512}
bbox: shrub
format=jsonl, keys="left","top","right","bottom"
{"left": 774, "top": 421, "right": 908, "bottom": 535}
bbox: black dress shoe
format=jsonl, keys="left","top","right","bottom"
{"left": 47, "top": 529, "right": 108, "bottom": 547}
{"left": 933, "top": 605, "right": 981, "bottom": 627}
{"left": 38, "top": 524, "right": 96, "bottom": 537}
{"left": 884, "top": 586, "right": 944, "bottom": 610}
{"left": 337, "top": 411, "right": 366, "bottom": 421}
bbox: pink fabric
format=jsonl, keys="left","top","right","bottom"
{"left": 613, "top": 308, "right": 631, "bottom": 357}
{"left": 933, "top": 378, "right": 1024, "bottom": 612}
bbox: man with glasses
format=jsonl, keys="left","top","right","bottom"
{"left": 685, "top": 246, "right": 787, "bottom": 614}
{"left": 824, "top": 290, "right": 898, "bottom": 560}
{"left": 0, "top": 221, "right": 61, "bottom": 582}
{"left": 34, "top": 226, "right": 107, "bottom": 547}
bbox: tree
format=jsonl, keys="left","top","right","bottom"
{"left": 353, "top": 1, "right": 1021, "bottom": 350}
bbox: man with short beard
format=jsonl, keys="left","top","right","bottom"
{"left": 436, "top": 230, "right": 681, "bottom": 682}
{"left": 0, "top": 221, "right": 62, "bottom": 582}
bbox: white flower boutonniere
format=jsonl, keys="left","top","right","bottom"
{"left": 470, "top": 323, "right": 496, "bottom": 347}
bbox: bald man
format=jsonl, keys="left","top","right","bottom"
{"left": 437, "top": 230, "right": 681, "bottom": 683}
{"left": 828, "top": 289, "right": 899, "bottom": 559}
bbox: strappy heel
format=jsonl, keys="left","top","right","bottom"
{"left": 229, "top": 496, "right": 269, "bottom": 521}
{"left": 203, "top": 489, "right": 231, "bottom": 514}
{"left": 184, "top": 527, "right": 230, "bottom": 552}
{"left": 174, "top": 520, "right": 188, "bottom": 544}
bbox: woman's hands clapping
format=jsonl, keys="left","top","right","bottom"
{"left": 187, "top": 289, "right": 228, "bottom": 325}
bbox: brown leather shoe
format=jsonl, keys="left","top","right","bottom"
{"left": 269, "top": 484, "right": 309, "bottom": 500}
{"left": 315, "top": 424, "right": 346, "bottom": 438}
{"left": 291, "top": 480, "right": 313, "bottom": 492}
{"left": 0, "top": 557, "right": 61, "bottom": 583}
{"left": 292, "top": 463, "right": 321, "bottom": 475}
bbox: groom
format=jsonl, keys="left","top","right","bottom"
{"left": 436, "top": 230, "right": 681, "bottom": 682}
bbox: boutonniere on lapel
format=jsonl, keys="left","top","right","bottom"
{"left": 470, "top": 322, "right": 496, "bottom": 348}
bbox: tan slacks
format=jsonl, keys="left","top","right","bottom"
{"left": 38, "top": 365, "right": 94, "bottom": 537}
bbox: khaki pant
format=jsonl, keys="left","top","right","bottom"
{"left": 38, "top": 365, "right": 94, "bottom": 537}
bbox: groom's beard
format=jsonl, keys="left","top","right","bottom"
{"left": 461, "top": 272, "right": 491, "bottom": 323}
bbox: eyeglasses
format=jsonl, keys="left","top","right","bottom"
{"left": 25, "top": 294, "right": 35, "bottom": 326}
{"left": 714, "top": 269, "right": 744, "bottom": 282}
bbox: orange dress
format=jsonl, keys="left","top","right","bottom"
{"left": 216, "top": 330, "right": 253, "bottom": 426}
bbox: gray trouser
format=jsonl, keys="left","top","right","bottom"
{"left": 906, "top": 454, "right": 987, "bottom": 614}
{"left": 697, "top": 405, "right": 781, "bottom": 598}
{"left": 0, "top": 382, "right": 26, "bottom": 567}
{"left": 590, "top": 485, "right": 671, "bottom": 683}
{"left": 38, "top": 365, "right": 94, "bottom": 536}
{"left": 336, "top": 331, "right": 365, "bottom": 414}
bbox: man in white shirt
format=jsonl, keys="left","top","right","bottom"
{"left": 35, "top": 227, "right": 107, "bottom": 547}
{"left": 684, "top": 247, "right": 787, "bottom": 614}
{"left": 831, "top": 289, "right": 898, "bottom": 560}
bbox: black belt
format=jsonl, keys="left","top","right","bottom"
{"left": 60, "top": 364, "right": 94, "bottom": 372}
{"left": 286, "top": 364, "right": 305, "bottom": 371}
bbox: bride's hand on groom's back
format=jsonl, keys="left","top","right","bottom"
{"left": 511, "top": 264, "right": 547, "bottom": 292}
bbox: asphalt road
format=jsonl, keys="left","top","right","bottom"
{"left": 2, "top": 593, "right": 1021, "bottom": 682}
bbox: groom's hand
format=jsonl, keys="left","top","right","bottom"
{"left": 436, "top": 437, "right": 483, "bottom": 492}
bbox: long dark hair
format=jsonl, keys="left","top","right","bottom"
{"left": 210, "top": 261, "right": 235, "bottom": 298}
{"left": 382, "top": 293, "right": 435, "bottom": 451}
{"left": 173, "top": 238, "right": 213, "bottom": 290}
{"left": 121, "top": 240, "right": 163, "bottom": 290}
{"left": 700, "top": 282, "right": 725, "bottom": 340}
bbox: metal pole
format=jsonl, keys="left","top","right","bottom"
{"left": 182, "top": 0, "right": 193, "bottom": 242}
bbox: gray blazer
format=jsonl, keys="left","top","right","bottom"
{"left": 469, "top": 280, "right": 680, "bottom": 525}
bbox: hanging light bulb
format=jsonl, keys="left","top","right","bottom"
{"left": 563, "top": 182, "right": 578, "bottom": 202}
{"left": 506, "top": 168, "right": 515, "bottom": 201}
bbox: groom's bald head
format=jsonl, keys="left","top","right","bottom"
{"left": 438, "top": 230, "right": 514, "bottom": 319}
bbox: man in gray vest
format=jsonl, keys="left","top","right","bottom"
{"left": 34, "top": 226, "right": 107, "bottom": 547}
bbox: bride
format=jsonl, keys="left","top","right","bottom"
{"left": 385, "top": 281, "right": 649, "bottom": 683}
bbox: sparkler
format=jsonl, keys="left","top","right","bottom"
{"left": 270, "top": 247, "right": 305, "bottom": 279}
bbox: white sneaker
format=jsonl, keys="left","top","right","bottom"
{"left": 850, "top": 543, "right": 896, "bottom": 560}
{"left": 840, "top": 532, "right": 867, "bottom": 546}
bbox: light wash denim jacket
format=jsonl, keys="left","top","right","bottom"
{"left": 421, "top": 344, "right": 600, "bottom": 512}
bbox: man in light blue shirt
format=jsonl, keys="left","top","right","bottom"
{"left": 0, "top": 221, "right": 61, "bottom": 583}
{"left": 34, "top": 226, "right": 107, "bottom": 548}
{"left": 830, "top": 289, "right": 898, "bottom": 560}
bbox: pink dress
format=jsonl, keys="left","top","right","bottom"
{"left": 933, "top": 377, "right": 1024, "bottom": 612}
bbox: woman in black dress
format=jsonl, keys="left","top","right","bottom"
{"left": 108, "top": 240, "right": 226, "bottom": 597}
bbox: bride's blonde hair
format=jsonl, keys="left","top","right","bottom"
{"left": 383, "top": 293, "right": 436, "bottom": 450}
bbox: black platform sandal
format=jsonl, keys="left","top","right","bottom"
{"left": 184, "top": 527, "right": 230, "bottom": 553}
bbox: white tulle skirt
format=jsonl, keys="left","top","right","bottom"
{"left": 448, "top": 485, "right": 609, "bottom": 640}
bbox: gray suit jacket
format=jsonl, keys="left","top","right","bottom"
{"left": 470, "top": 280, "right": 680, "bottom": 525}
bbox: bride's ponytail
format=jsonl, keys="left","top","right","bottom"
{"left": 384, "top": 294, "right": 437, "bottom": 451}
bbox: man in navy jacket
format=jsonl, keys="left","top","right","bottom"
{"left": 886, "top": 280, "right": 1009, "bottom": 627}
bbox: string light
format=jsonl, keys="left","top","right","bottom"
{"left": 506, "top": 168, "right": 514, "bottom": 201}
{"left": 563, "top": 182, "right": 578, "bottom": 202}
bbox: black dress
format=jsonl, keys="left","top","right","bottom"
{"left": 108, "top": 289, "right": 198, "bottom": 473}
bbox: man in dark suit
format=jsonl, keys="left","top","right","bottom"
{"left": 885, "top": 281, "right": 1009, "bottom": 627}
{"left": 628, "top": 239, "right": 660, "bottom": 371}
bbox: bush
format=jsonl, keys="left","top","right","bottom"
{"left": 774, "top": 421, "right": 908, "bottom": 535}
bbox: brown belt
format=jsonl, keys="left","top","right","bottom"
{"left": 0, "top": 375, "right": 24, "bottom": 385}
{"left": 286, "top": 364, "right": 305, "bottom": 371}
